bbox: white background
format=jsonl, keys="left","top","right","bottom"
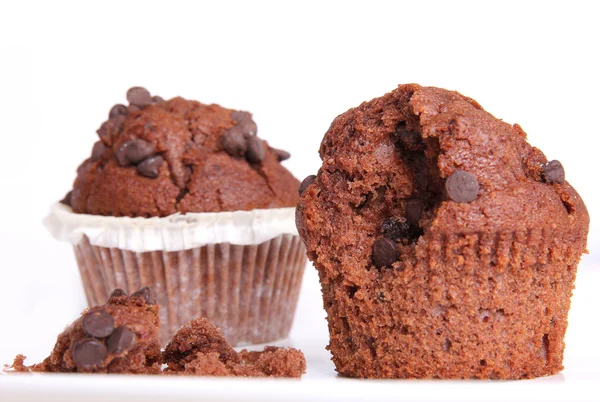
{"left": 0, "top": 1, "right": 598, "bottom": 401}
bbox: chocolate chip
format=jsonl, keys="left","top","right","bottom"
{"left": 115, "top": 142, "right": 130, "bottom": 166}
{"left": 110, "top": 288, "right": 127, "bottom": 298}
{"left": 231, "top": 110, "right": 258, "bottom": 137}
{"left": 125, "top": 139, "right": 156, "bottom": 165}
{"left": 395, "top": 123, "right": 423, "bottom": 151}
{"left": 107, "top": 326, "right": 137, "bottom": 355}
{"left": 126, "top": 87, "right": 153, "bottom": 107}
{"left": 231, "top": 110, "right": 252, "bottom": 122}
{"left": 152, "top": 95, "right": 165, "bottom": 104}
{"left": 60, "top": 191, "right": 72, "bottom": 206}
{"left": 116, "top": 140, "right": 155, "bottom": 166}
{"left": 445, "top": 170, "right": 479, "bottom": 203}
{"left": 137, "top": 155, "right": 164, "bottom": 178}
{"left": 372, "top": 237, "right": 399, "bottom": 268}
{"left": 381, "top": 218, "right": 410, "bottom": 241}
{"left": 128, "top": 104, "right": 141, "bottom": 113}
{"left": 542, "top": 160, "right": 565, "bottom": 184}
{"left": 109, "top": 114, "right": 126, "bottom": 133}
{"left": 298, "top": 175, "right": 316, "bottom": 195}
{"left": 272, "top": 148, "right": 291, "bottom": 162}
{"left": 241, "top": 120, "right": 258, "bottom": 137}
{"left": 131, "top": 286, "right": 156, "bottom": 304}
{"left": 91, "top": 141, "right": 107, "bottom": 162}
{"left": 109, "top": 104, "right": 128, "bottom": 119}
{"left": 246, "top": 136, "right": 266, "bottom": 163}
{"left": 72, "top": 338, "right": 108, "bottom": 370}
{"left": 98, "top": 116, "right": 125, "bottom": 141}
{"left": 82, "top": 310, "right": 115, "bottom": 338}
{"left": 182, "top": 165, "right": 193, "bottom": 184}
{"left": 220, "top": 129, "right": 248, "bottom": 157}
{"left": 405, "top": 199, "right": 424, "bottom": 226}
{"left": 96, "top": 121, "right": 109, "bottom": 140}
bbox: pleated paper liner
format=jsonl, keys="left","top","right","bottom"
{"left": 74, "top": 234, "right": 307, "bottom": 346}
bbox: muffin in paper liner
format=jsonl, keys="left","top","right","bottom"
{"left": 45, "top": 203, "right": 307, "bottom": 346}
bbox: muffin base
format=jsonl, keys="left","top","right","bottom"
{"left": 320, "top": 229, "right": 580, "bottom": 379}
{"left": 73, "top": 234, "right": 307, "bottom": 346}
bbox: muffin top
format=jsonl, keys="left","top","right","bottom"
{"left": 296, "top": 84, "right": 589, "bottom": 271}
{"left": 64, "top": 87, "right": 300, "bottom": 217}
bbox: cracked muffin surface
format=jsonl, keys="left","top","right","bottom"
{"left": 296, "top": 84, "right": 589, "bottom": 379}
{"left": 66, "top": 87, "right": 299, "bottom": 217}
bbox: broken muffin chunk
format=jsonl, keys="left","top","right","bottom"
{"left": 11, "top": 287, "right": 161, "bottom": 374}
{"left": 163, "top": 318, "right": 306, "bottom": 378}
{"left": 8, "top": 288, "right": 306, "bottom": 377}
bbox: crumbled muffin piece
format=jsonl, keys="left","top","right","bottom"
{"left": 10, "top": 288, "right": 161, "bottom": 374}
{"left": 163, "top": 318, "right": 306, "bottom": 378}
{"left": 7, "top": 295, "right": 305, "bottom": 377}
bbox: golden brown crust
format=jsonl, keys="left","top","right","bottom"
{"left": 296, "top": 84, "right": 589, "bottom": 379}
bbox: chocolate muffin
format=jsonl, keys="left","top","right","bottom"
{"left": 46, "top": 87, "right": 307, "bottom": 346}
{"left": 11, "top": 287, "right": 161, "bottom": 374}
{"left": 296, "top": 84, "right": 589, "bottom": 379}
{"left": 163, "top": 318, "right": 306, "bottom": 377}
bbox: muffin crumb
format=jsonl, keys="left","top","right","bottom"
{"left": 163, "top": 318, "right": 306, "bottom": 378}
{"left": 8, "top": 288, "right": 161, "bottom": 374}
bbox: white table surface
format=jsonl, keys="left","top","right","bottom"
{"left": 1, "top": 244, "right": 598, "bottom": 402}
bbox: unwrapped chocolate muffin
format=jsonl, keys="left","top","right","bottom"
{"left": 296, "top": 84, "right": 589, "bottom": 379}
{"left": 45, "top": 87, "right": 307, "bottom": 346}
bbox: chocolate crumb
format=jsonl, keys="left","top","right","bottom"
{"left": 381, "top": 217, "right": 410, "bottom": 240}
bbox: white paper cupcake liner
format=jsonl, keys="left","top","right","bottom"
{"left": 46, "top": 203, "right": 307, "bottom": 346}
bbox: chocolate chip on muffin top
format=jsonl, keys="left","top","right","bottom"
{"left": 66, "top": 87, "right": 300, "bottom": 217}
